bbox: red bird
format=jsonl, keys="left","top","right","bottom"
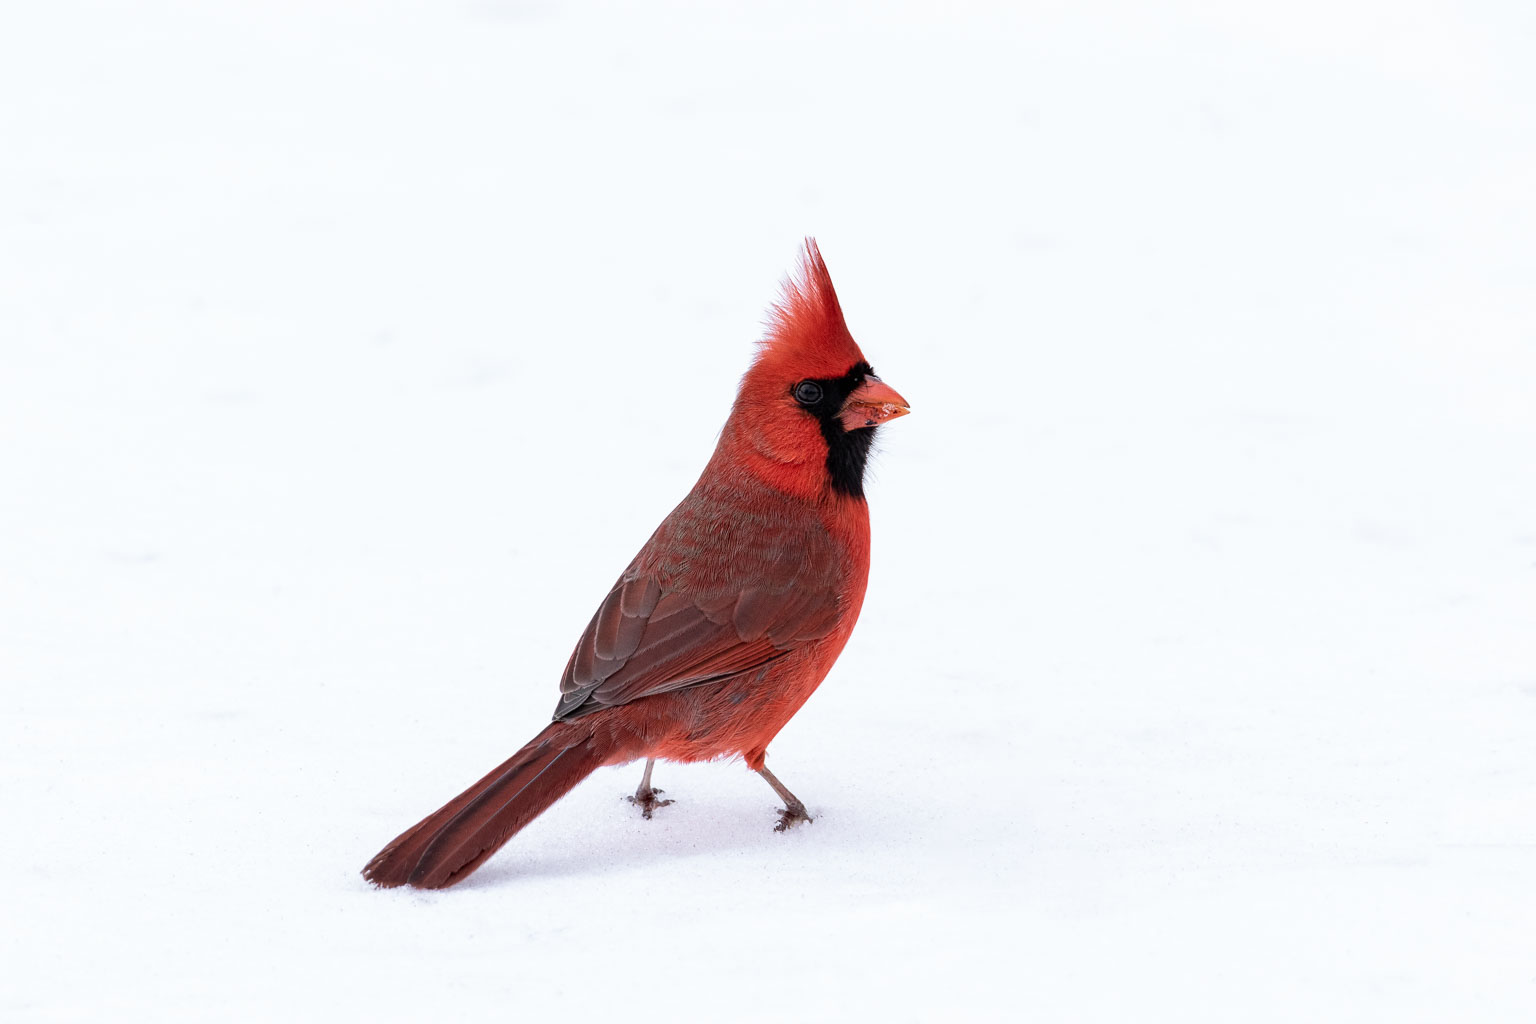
{"left": 363, "top": 240, "right": 909, "bottom": 889}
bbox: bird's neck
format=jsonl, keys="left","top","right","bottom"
{"left": 716, "top": 413, "right": 877, "bottom": 507}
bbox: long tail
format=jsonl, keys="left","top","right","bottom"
{"left": 362, "top": 721, "right": 611, "bottom": 889}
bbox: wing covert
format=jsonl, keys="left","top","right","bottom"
{"left": 553, "top": 571, "right": 841, "bottom": 721}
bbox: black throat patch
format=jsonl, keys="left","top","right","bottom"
{"left": 791, "top": 360, "right": 878, "bottom": 499}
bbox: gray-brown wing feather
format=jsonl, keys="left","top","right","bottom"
{"left": 552, "top": 494, "right": 845, "bottom": 721}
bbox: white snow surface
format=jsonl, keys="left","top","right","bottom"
{"left": 4, "top": 1, "right": 1535, "bottom": 1020}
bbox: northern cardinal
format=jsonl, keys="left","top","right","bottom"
{"left": 362, "top": 240, "right": 908, "bottom": 889}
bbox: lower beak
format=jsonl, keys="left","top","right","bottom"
{"left": 838, "top": 377, "right": 911, "bottom": 432}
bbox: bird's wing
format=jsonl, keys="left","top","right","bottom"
{"left": 552, "top": 517, "right": 845, "bottom": 720}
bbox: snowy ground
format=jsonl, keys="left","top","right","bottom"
{"left": 3, "top": 1, "right": 1534, "bottom": 1020}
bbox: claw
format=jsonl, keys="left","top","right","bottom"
{"left": 626, "top": 788, "right": 674, "bottom": 820}
{"left": 774, "top": 802, "right": 813, "bottom": 832}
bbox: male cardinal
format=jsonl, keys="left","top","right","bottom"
{"left": 363, "top": 240, "right": 908, "bottom": 889}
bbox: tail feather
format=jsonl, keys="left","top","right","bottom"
{"left": 362, "top": 722, "right": 609, "bottom": 889}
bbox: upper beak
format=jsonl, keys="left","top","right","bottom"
{"left": 838, "top": 376, "right": 911, "bottom": 432}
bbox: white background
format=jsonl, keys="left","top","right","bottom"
{"left": 3, "top": 1, "right": 1534, "bottom": 1020}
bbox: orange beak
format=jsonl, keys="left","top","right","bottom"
{"left": 838, "top": 376, "right": 911, "bottom": 432}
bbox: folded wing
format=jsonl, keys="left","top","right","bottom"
{"left": 553, "top": 530, "right": 844, "bottom": 720}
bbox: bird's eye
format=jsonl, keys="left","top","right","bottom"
{"left": 793, "top": 380, "right": 824, "bottom": 406}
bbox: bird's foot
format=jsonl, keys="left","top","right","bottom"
{"left": 626, "top": 788, "right": 674, "bottom": 820}
{"left": 774, "top": 800, "right": 814, "bottom": 832}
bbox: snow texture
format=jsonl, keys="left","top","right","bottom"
{"left": 3, "top": 1, "right": 1534, "bottom": 1021}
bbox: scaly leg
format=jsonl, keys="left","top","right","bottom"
{"left": 758, "top": 764, "right": 813, "bottom": 831}
{"left": 625, "top": 758, "right": 674, "bottom": 819}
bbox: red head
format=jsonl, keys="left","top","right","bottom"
{"left": 725, "top": 240, "right": 909, "bottom": 500}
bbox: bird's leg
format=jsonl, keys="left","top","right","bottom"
{"left": 625, "top": 758, "right": 674, "bottom": 819}
{"left": 758, "top": 765, "right": 813, "bottom": 831}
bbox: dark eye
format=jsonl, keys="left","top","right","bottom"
{"left": 793, "top": 380, "right": 823, "bottom": 406}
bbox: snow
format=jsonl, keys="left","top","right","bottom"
{"left": 4, "top": 1, "right": 1535, "bottom": 1020}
